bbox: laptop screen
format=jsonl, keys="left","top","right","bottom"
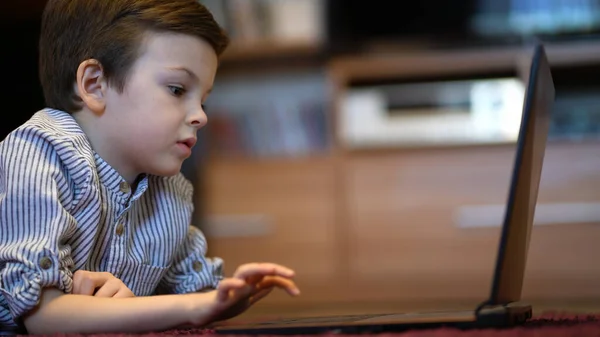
{"left": 488, "top": 43, "right": 556, "bottom": 305}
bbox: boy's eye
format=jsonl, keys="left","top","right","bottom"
{"left": 168, "top": 85, "right": 186, "bottom": 97}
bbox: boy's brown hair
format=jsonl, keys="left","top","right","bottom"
{"left": 39, "top": 0, "right": 229, "bottom": 113}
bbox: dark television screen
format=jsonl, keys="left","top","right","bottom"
{"left": 326, "top": 0, "right": 600, "bottom": 52}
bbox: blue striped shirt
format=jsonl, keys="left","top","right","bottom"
{"left": 0, "top": 108, "right": 223, "bottom": 334}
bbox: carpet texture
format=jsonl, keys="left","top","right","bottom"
{"left": 21, "top": 312, "right": 600, "bottom": 337}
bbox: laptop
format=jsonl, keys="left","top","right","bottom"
{"left": 214, "top": 42, "right": 556, "bottom": 335}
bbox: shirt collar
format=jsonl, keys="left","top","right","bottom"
{"left": 43, "top": 108, "right": 150, "bottom": 200}
{"left": 94, "top": 153, "right": 149, "bottom": 200}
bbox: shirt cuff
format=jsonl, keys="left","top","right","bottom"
{"left": 0, "top": 249, "right": 73, "bottom": 321}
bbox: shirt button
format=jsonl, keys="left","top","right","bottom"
{"left": 192, "top": 261, "right": 203, "bottom": 272}
{"left": 115, "top": 223, "right": 125, "bottom": 236}
{"left": 119, "top": 182, "right": 130, "bottom": 193}
{"left": 39, "top": 257, "right": 52, "bottom": 270}
{"left": 215, "top": 264, "right": 224, "bottom": 280}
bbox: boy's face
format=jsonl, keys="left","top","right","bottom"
{"left": 100, "top": 31, "right": 217, "bottom": 179}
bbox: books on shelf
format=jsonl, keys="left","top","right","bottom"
{"left": 199, "top": 0, "right": 325, "bottom": 47}
{"left": 203, "top": 70, "right": 330, "bottom": 159}
{"left": 207, "top": 101, "right": 329, "bottom": 158}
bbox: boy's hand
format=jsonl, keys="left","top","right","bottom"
{"left": 206, "top": 263, "right": 300, "bottom": 323}
{"left": 72, "top": 270, "right": 135, "bottom": 298}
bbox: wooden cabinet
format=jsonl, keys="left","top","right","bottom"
{"left": 521, "top": 141, "right": 600, "bottom": 300}
{"left": 200, "top": 140, "right": 600, "bottom": 309}
{"left": 343, "top": 141, "right": 600, "bottom": 303}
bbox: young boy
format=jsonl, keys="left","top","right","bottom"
{"left": 0, "top": 0, "right": 299, "bottom": 335}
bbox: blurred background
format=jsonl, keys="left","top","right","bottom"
{"left": 1, "top": 0, "right": 600, "bottom": 319}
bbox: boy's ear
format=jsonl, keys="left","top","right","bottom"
{"left": 75, "top": 59, "right": 107, "bottom": 115}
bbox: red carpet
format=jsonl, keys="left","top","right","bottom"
{"left": 22, "top": 312, "right": 600, "bottom": 337}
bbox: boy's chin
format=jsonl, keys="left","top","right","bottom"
{"left": 147, "top": 162, "right": 183, "bottom": 177}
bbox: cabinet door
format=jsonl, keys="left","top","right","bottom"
{"left": 344, "top": 142, "right": 600, "bottom": 303}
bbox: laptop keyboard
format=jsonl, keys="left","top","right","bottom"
{"left": 255, "top": 313, "right": 389, "bottom": 325}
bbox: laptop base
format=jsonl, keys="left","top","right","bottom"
{"left": 214, "top": 303, "right": 532, "bottom": 335}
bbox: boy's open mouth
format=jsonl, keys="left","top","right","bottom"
{"left": 178, "top": 137, "right": 196, "bottom": 149}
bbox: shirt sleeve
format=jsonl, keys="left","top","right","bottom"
{"left": 158, "top": 225, "right": 224, "bottom": 294}
{"left": 0, "top": 126, "right": 77, "bottom": 322}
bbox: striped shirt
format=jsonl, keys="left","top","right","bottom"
{"left": 0, "top": 108, "right": 223, "bottom": 334}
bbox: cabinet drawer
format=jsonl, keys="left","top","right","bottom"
{"left": 344, "top": 142, "right": 600, "bottom": 302}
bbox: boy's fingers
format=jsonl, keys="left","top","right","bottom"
{"left": 249, "top": 288, "right": 273, "bottom": 305}
{"left": 233, "top": 263, "right": 295, "bottom": 280}
{"left": 217, "top": 278, "right": 245, "bottom": 302}
{"left": 72, "top": 271, "right": 83, "bottom": 295}
{"left": 74, "top": 272, "right": 110, "bottom": 295}
{"left": 114, "top": 288, "right": 135, "bottom": 298}
{"left": 246, "top": 274, "right": 263, "bottom": 285}
{"left": 72, "top": 270, "right": 94, "bottom": 295}
{"left": 93, "top": 282, "right": 119, "bottom": 297}
{"left": 257, "top": 276, "right": 300, "bottom": 296}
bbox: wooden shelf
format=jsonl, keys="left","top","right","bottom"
{"left": 339, "top": 137, "right": 600, "bottom": 157}
{"left": 205, "top": 152, "right": 334, "bottom": 166}
{"left": 220, "top": 39, "right": 322, "bottom": 63}
{"left": 329, "top": 39, "right": 600, "bottom": 84}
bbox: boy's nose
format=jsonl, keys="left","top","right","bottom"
{"left": 189, "top": 109, "right": 207, "bottom": 128}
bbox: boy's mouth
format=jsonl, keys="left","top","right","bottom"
{"left": 178, "top": 137, "right": 197, "bottom": 149}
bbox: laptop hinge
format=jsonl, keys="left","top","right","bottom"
{"left": 475, "top": 301, "right": 533, "bottom": 326}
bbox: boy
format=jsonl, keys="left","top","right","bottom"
{"left": 0, "top": 0, "right": 299, "bottom": 335}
